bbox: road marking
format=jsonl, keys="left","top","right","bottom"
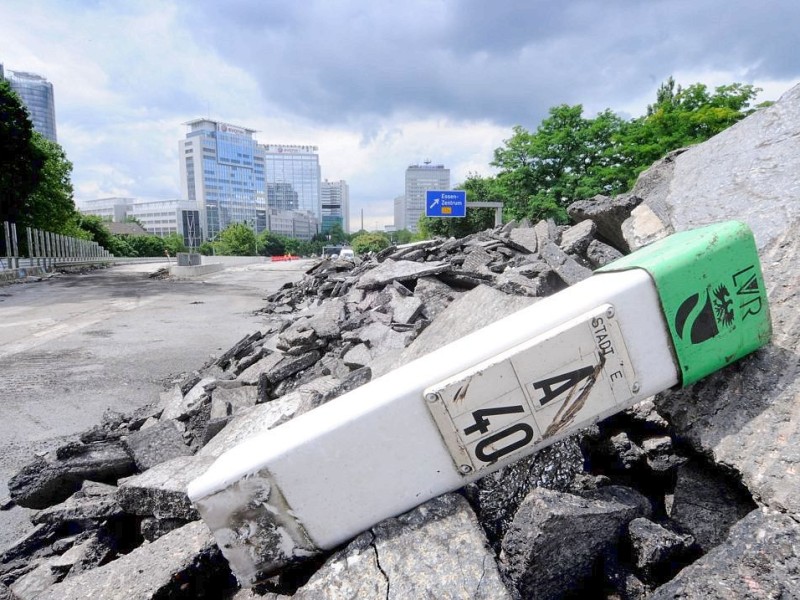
{"left": 0, "top": 297, "right": 158, "bottom": 358}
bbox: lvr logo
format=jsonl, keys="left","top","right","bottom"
{"left": 675, "top": 285, "right": 734, "bottom": 344}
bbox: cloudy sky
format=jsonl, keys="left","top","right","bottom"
{"left": 2, "top": 1, "right": 799, "bottom": 231}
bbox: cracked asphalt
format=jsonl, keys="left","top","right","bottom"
{"left": 0, "top": 259, "right": 312, "bottom": 549}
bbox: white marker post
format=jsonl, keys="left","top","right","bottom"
{"left": 188, "top": 221, "right": 771, "bottom": 586}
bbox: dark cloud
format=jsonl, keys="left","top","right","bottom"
{"left": 177, "top": 1, "right": 800, "bottom": 133}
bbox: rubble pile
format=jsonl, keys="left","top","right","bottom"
{"left": 2, "top": 83, "right": 799, "bottom": 599}
{"left": 0, "top": 208, "right": 760, "bottom": 600}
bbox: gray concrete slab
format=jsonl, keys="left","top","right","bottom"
{"left": 0, "top": 259, "right": 313, "bottom": 550}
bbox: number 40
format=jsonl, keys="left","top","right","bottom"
{"left": 462, "top": 405, "right": 535, "bottom": 464}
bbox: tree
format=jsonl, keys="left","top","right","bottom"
{"left": 323, "top": 222, "right": 348, "bottom": 245}
{"left": 126, "top": 234, "right": 166, "bottom": 257}
{"left": 0, "top": 79, "right": 45, "bottom": 226}
{"left": 215, "top": 223, "right": 257, "bottom": 256}
{"left": 491, "top": 105, "right": 626, "bottom": 223}
{"left": 488, "top": 78, "right": 764, "bottom": 223}
{"left": 163, "top": 233, "right": 188, "bottom": 255}
{"left": 257, "top": 230, "right": 289, "bottom": 256}
{"left": 77, "top": 215, "right": 116, "bottom": 250}
{"left": 351, "top": 232, "right": 391, "bottom": 254}
{"left": 25, "top": 133, "right": 78, "bottom": 233}
{"left": 393, "top": 229, "right": 414, "bottom": 244}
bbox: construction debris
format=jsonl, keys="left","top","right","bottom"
{"left": 3, "top": 82, "right": 800, "bottom": 598}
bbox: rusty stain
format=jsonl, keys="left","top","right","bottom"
{"left": 543, "top": 355, "right": 605, "bottom": 438}
{"left": 453, "top": 378, "right": 471, "bottom": 404}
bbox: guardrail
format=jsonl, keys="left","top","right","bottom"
{"left": 1, "top": 221, "right": 112, "bottom": 271}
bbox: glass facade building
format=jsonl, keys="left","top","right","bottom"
{"left": 2, "top": 66, "right": 58, "bottom": 142}
{"left": 180, "top": 121, "right": 321, "bottom": 241}
{"left": 180, "top": 119, "right": 267, "bottom": 241}
{"left": 262, "top": 144, "right": 322, "bottom": 223}
{"left": 321, "top": 179, "right": 350, "bottom": 233}
{"left": 404, "top": 162, "right": 450, "bottom": 233}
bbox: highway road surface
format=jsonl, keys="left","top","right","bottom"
{"left": 0, "top": 259, "right": 313, "bottom": 549}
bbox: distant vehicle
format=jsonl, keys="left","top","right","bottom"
{"left": 322, "top": 245, "right": 355, "bottom": 260}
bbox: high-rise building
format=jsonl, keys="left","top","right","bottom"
{"left": 262, "top": 144, "right": 322, "bottom": 223}
{"left": 2, "top": 65, "right": 58, "bottom": 142}
{"left": 179, "top": 119, "right": 322, "bottom": 241}
{"left": 404, "top": 162, "right": 450, "bottom": 233}
{"left": 321, "top": 179, "right": 350, "bottom": 233}
{"left": 180, "top": 119, "right": 267, "bottom": 241}
{"left": 393, "top": 195, "right": 406, "bottom": 231}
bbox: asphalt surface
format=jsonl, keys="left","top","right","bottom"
{"left": 0, "top": 259, "right": 313, "bottom": 549}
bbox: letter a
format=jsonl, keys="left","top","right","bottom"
{"left": 532, "top": 365, "right": 595, "bottom": 406}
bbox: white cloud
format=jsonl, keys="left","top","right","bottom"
{"left": 2, "top": 0, "right": 800, "bottom": 234}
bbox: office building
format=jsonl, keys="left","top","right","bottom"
{"left": 180, "top": 119, "right": 267, "bottom": 241}
{"left": 180, "top": 120, "right": 322, "bottom": 241}
{"left": 2, "top": 65, "right": 58, "bottom": 142}
{"left": 393, "top": 195, "right": 406, "bottom": 231}
{"left": 78, "top": 197, "right": 202, "bottom": 249}
{"left": 78, "top": 197, "right": 135, "bottom": 223}
{"left": 130, "top": 199, "right": 202, "bottom": 249}
{"left": 321, "top": 179, "right": 350, "bottom": 233}
{"left": 404, "top": 162, "right": 450, "bottom": 233}
{"left": 262, "top": 144, "right": 321, "bottom": 223}
{"left": 267, "top": 209, "right": 318, "bottom": 241}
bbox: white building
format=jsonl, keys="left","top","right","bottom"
{"left": 393, "top": 195, "right": 406, "bottom": 231}
{"left": 78, "top": 197, "right": 202, "bottom": 248}
{"left": 267, "top": 209, "right": 318, "bottom": 241}
{"left": 404, "top": 162, "right": 450, "bottom": 233}
{"left": 321, "top": 179, "right": 350, "bottom": 233}
{"left": 78, "top": 197, "right": 134, "bottom": 223}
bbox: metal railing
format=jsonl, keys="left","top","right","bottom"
{"left": 1, "top": 221, "right": 112, "bottom": 271}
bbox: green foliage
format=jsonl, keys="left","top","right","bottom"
{"left": 351, "top": 232, "right": 391, "bottom": 254}
{"left": 257, "top": 230, "right": 289, "bottom": 256}
{"left": 0, "top": 79, "right": 45, "bottom": 226}
{"left": 198, "top": 241, "right": 215, "bottom": 256}
{"left": 25, "top": 133, "right": 79, "bottom": 234}
{"left": 162, "top": 233, "right": 188, "bottom": 255}
{"left": 485, "top": 78, "right": 763, "bottom": 223}
{"left": 215, "top": 223, "right": 258, "bottom": 256}
{"left": 126, "top": 234, "right": 166, "bottom": 257}
{"left": 77, "top": 215, "right": 116, "bottom": 250}
{"left": 323, "top": 222, "right": 349, "bottom": 245}
{"left": 393, "top": 229, "right": 414, "bottom": 244}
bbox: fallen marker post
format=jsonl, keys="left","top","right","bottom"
{"left": 188, "top": 220, "right": 771, "bottom": 586}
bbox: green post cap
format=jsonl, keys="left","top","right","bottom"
{"left": 600, "top": 221, "right": 771, "bottom": 386}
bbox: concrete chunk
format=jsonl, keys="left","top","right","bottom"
{"left": 8, "top": 442, "right": 136, "bottom": 509}
{"left": 32, "top": 481, "right": 121, "bottom": 525}
{"left": 356, "top": 259, "right": 449, "bottom": 290}
{"left": 559, "top": 219, "right": 596, "bottom": 255}
{"left": 295, "top": 494, "right": 510, "bottom": 599}
{"left": 123, "top": 420, "right": 192, "bottom": 471}
{"left": 650, "top": 509, "right": 800, "bottom": 599}
{"left": 508, "top": 227, "right": 538, "bottom": 253}
{"left": 36, "top": 521, "right": 219, "bottom": 600}
{"left": 161, "top": 377, "right": 215, "bottom": 421}
{"left": 540, "top": 242, "right": 593, "bottom": 285}
{"left": 199, "top": 390, "right": 318, "bottom": 459}
{"left": 117, "top": 455, "right": 214, "bottom": 520}
{"left": 500, "top": 486, "right": 650, "bottom": 599}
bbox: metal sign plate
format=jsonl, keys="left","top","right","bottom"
{"left": 424, "top": 304, "right": 637, "bottom": 475}
{"left": 425, "top": 190, "right": 467, "bottom": 217}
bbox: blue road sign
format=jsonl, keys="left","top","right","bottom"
{"left": 426, "top": 190, "right": 467, "bottom": 218}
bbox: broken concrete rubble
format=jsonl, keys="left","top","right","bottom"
{"left": 4, "top": 84, "right": 800, "bottom": 597}
{"left": 499, "top": 486, "right": 651, "bottom": 599}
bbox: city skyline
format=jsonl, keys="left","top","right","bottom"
{"left": 2, "top": 2, "right": 800, "bottom": 230}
